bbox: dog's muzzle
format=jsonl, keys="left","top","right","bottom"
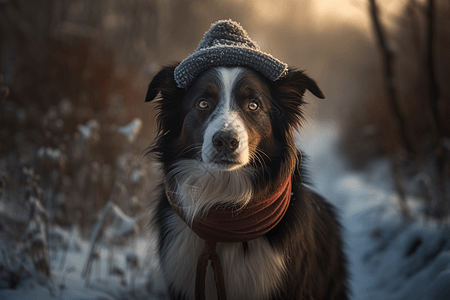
{"left": 212, "top": 131, "right": 240, "bottom": 154}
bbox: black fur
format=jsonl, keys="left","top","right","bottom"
{"left": 146, "top": 64, "right": 349, "bottom": 300}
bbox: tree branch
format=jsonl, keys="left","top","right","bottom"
{"left": 369, "top": 0, "right": 414, "bottom": 154}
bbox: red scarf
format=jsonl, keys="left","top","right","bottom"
{"left": 166, "top": 178, "right": 292, "bottom": 300}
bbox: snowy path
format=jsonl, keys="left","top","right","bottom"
{"left": 299, "top": 122, "right": 450, "bottom": 300}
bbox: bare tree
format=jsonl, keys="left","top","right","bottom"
{"left": 369, "top": 0, "right": 450, "bottom": 220}
{"left": 369, "top": 0, "right": 414, "bottom": 155}
{"left": 424, "top": 0, "right": 450, "bottom": 219}
{"left": 369, "top": 0, "right": 411, "bottom": 218}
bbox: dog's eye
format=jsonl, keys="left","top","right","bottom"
{"left": 248, "top": 100, "right": 259, "bottom": 111}
{"left": 197, "top": 99, "right": 209, "bottom": 109}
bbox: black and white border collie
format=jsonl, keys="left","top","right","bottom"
{"left": 145, "top": 65, "right": 349, "bottom": 300}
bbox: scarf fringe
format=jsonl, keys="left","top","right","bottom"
{"left": 195, "top": 240, "right": 227, "bottom": 300}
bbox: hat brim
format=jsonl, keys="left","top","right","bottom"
{"left": 174, "top": 46, "right": 288, "bottom": 89}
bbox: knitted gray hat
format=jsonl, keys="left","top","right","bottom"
{"left": 174, "top": 20, "right": 288, "bottom": 89}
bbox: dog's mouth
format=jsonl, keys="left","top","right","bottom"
{"left": 208, "top": 157, "right": 244, "bottom": 171}
{"left": 217, "top": 159, "right": 238, "bottom": 165}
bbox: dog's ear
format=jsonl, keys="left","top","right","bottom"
{"left": 145, "top": 65, "right": 180, "bottom": 102}
{"left": 277, "top": 69, "right": 325, "bottom": 99}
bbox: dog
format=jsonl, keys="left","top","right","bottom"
{"left": 145, "top": 64, "right": 349, "bottom": 299}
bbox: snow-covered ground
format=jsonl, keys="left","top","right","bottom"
{"left": 299, "top": 121, "right": 450, "bottom": 300}
{"left": 2, "top": 121, "right": 450, "bottom": 300}
{"left": 0, "top": 227, "right": 166, "bottom": 300}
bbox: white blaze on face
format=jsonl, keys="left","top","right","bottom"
{"left": 201, "top": 67, "right": 249, "bottom": 170}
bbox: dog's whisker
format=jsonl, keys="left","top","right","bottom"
{"left": 256, "top": 147, "right": 272, "bottom": 162}
{"left": 251, "top": 148, "right": 269, "bottom": 170}
{"left": 250, "top": 152, "right": 263, "bottom": 168}
{"left": 176, "top": 143, "right": 203, "bottom": 158}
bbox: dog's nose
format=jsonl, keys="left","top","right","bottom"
{"left": 212, "top": 131, "right": 240, "bottom": 152}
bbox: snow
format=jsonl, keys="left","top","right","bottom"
{"left": 2, "top": 120, "right": 450, "bottom": 299}
{"left": 77, "top": 120, "right": 100, "bottom": 140}
{"left": 130, "top": 169, "right": 146, "bottom": 184}
{"left": 37, "top": 147, "right": 64, "bottom": 164}
{"left": 105, "top": 204, "right": 138, "bottom": 241}
{"left": 117, "top": 118, "right": 143, "bottom": 143}
{"left": 0, "top": 230, "right": 161, "bottom": 300}
{"left": 298, "top": 121, "right": 450, "bottom": 300}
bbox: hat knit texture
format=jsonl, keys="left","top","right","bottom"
{"left": 174, "top": 19, "right": 288, "bottom": 89}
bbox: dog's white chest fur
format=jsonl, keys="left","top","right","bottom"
{"left": 160, "top": 210, "right": 286, "bottom": 300}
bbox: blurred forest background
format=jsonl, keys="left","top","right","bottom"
{"left": 0, "top": 0, "right": 449, "bottom": 298}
